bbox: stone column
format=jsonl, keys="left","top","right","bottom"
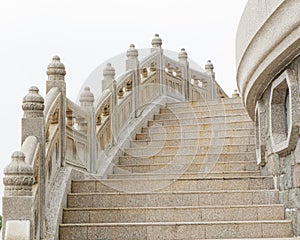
{"left": 79, "top": 87, "right": 96, "bottom": 173}
{"left": 178, "top": 48, "right": 190, "bottom": 100}
{"left": 126, "top": 44, "right": 140, "bottom": 118}
{"left": 2, "top": 151, "right": 35, "bottom": 240}
{"left": 21, "top": 86, "right": 45, "bottom": 239}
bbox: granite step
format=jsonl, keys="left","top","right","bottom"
{"left": 159, "top": 106, "right": 247, "bottom": 114}
{"left": 71, "top": 176, "right": 274, "bottom": 193}
{"left": 123, "top": 144, "right": 255, "bottom": 156}
{"left": 131, "top": 136, "right": 255, "bottom": 147}
{"left": 141, "top": 123, "right": 254, "bottom": 133}
{"left": 59, "top": 220, "right": 293, "bottom": 239}
{"left": 63, "top": 204, "right": 285, "bottom": 224}
{"left": 108, "top": 171, "right": 261, "bottom": 179}
{"left": 67, "top": 190, "right": 279, "bottom": 208}
{"left": 148, "top": 116, "right": 253, "bottom": 126}
{"left": 119, "top": 152, "right": 256, "bottom": 165}
{"left": 147, "top": 119, "right": 254, "bottom": 128}
{"left": 166, "top": 98, "right": 244, "bottom": 108}
{"left": 154, "top": 113, "right": 251, "bottom": 122}
{"left": 113, "top": 161, "right": 259, "bottom": 174}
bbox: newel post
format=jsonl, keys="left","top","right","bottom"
{"left": 126, "top": 44, "right": 140, "bottom": 118}
{"left": 178, "top": 48, "right": 190, "bottom": 100}
{"left": 151, "top": 34, "right": 165, "bottom": 96}
{"left": 21, "top": 86, "right": 45, "bottom": 239}
{"left": 102, "top": 63, "right": 117, "bottom": 147}
{"left": 2, "top": 151, "right": 35, "bottom": 240}
{"left": 79, "top": 87, "right": 96, "bottom": 173}
{"left": 205, "top": 60, "right": 216, "bottom": 100}
{"left": 46, "top": 56, "right": 67, "bottom": 167}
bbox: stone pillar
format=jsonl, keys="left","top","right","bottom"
{"left": 79, "top": 87, "right": 96, "bottom": 173}
{"left": 178, "top": 48, "right": 190, "bottom": 100}
{"left": 102, "top": 63, "right": 115, "bottom": 91}
{"left": 205, "top": 60, "right": 216, "bottom": 100}
{"left": 46, "top": 56, "right": 67, "bottom": 167}
{"left": 126, "top": 44, "right": 140, "bottom": 118}
{"left": 21, "top": 86, "right": 45, "bottom": 239}
{"left": 151, "top": 34, "right": 165, "bottom": 96}
{"left": 2, "top": 151, "right": 35, "bottom": 240}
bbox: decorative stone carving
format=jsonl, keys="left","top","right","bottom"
{"left": 150, "top": 62, "right": 156, "bottom": 72}
{"left": 79, "top": 86, "right": 95, "bottom": 107}
{"left": 102, "top": 104, "right": 110, "bottom": 116}
{"left": 270, "top": 69, "right": 300, "bottom": 154}
{"left": 125, "top": 80, "right": 132, "bottom": 91}
{"left": 205, "top": 60, "right": 214, "bottom": 71}
{"left": 3, "top": 151, "right": 34, "bottom": 196}
{"left": 117, "top": 87, "right": 125, "bottom": 99}
{"left": 141, "top": 68, "right": 148, "bottom": 78}
{"left": 22, "top": 86, "right": 45, "bottom": 118}
{"left": 46, "top": 56, "right": 66, "bottom": 81}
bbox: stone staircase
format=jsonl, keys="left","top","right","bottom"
{"left": 60, "top": 98, "right": 294, "bottom": 239}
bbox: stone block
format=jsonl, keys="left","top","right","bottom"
{"left": 5, "top": 220, "right": 30, "bottom": 240}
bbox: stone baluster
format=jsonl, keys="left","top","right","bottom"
{"left": 21, "top": 86, "right": 45, "bottom": 239}
{"left": 80, "top": 87, "right": 96, "bottom": 172}
{"left": 126, "top": 44, "right": 140, "bottom": 118}
{"left": 178, "top": 48, "right": 190, "bottom": 100}
{"left": 2, "top": 151, "right": 35, "bottom": 240}
{"left": 205, "top": 60, "right": 216, "bottom": 100}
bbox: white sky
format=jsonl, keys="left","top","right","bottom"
{"left": 0, "top": 0, "right": 248, "bottom": 213}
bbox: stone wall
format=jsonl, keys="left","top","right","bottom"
{"left": 255, "top": 56, "right": 300, "bottom": 235}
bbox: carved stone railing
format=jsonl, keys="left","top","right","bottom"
{"left": 2, "top": 34, "right": 228, "bottom": 240}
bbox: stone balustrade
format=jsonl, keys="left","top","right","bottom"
{"left": 2, "top": 34, "right": 226, "bottom": 240}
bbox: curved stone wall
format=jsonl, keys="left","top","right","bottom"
{"left": 236, "top": 0, "right": 300, "bottom": 119}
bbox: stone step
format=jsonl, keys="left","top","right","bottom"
{"left": 147, "top": 119, "right": 254, "bottom": 128}
{"left": 67, "top": 190, "right": 279, "bottom": 208}
{"left": 160, "top": 106, "right": 247, "bottom": 114}
{"left": 148, "top": 116, "right": 253, "bottom": 126}
{"left": 154, "top": 113, "right": 251, "bottom": 122}
{"left": 59, "top": 220, "right": 292, "bottom": 239}
{"left": 119, "top": 153, "right": 256, "bottom": 165}
{"left": 71, "top": 176, "right": 274, "bottom": 193}
{"left": 108, "top": 171, "right": 261, "bottom": 179}
{"left": 166, "top": 98, "right": 244, "bottom": 108}
{"left": 113, "top": 161, "right": 258, "bottom": 174}
{"left": 124, "top": 144, "right": 255, "bottom": 156}
{"left": 63, "top": 204, "right": 285, "bottom": 224}
{"left": 140, "top": 127, "right": 254, "bottom": 136}
{"left": 131, "top": 136, "right": 255, "bottom": 147}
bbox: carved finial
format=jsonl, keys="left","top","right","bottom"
{"left": 22, "top": 86, "right": 44, "bottom": 118}
{"left": 103, "top": 63, "right": 115, "bottom": 79}
{"left": 178, "top": 48, "right": 188, "bottom": 62}
{"left": 79, "top": 86, "right": 95, "bottom": 107}
{"left": 3, "top": 151, "right": 34, "bottom": 196}
{"left": 151, "top": 33, "right": 162, "bottom": 48}
{"left": 47, "top": 55, "right": 66, "bottom": 81}
{"left": 232, "top": 89, "right": 240, "bottom": 98}
{"left": 205, "top": 60, "right": 214, "bottom": 71}
{"left": 126, "top": 44, "right": 138, "bottom": 59}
